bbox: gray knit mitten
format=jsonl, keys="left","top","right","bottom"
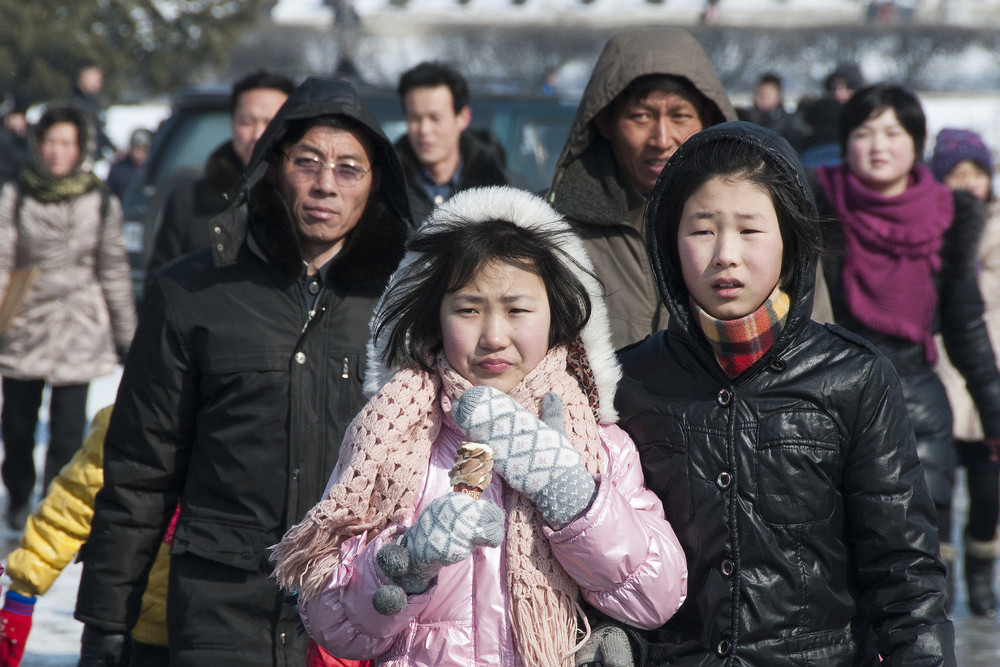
{"left": 453, "top": 386, "right": 597, "bottom": 529}
{"left": 372, "top": 492, "right": 503, "bottom": 615}
{"left": 574, "top": 624, "right": 634, "bottom": 667}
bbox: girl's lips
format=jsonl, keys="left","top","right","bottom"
{"left": 478, "top": 360, "right": 511, "bottom": 373}
{"left": 712, "top": 281, "right": 743, "bottom": 298}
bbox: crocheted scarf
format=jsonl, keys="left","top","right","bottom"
{"left": 20, "top": 166, "right": 102, "bottom": 204}
{"left": 271, "top": 346, "right": 603, "bottom": 667}
{"left": 816, "top": 162, "right": 954, "bottom": 363}
{"left": 692, "top": 284, "right": 790, "bottom": 378}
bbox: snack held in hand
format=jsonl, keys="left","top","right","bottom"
{"left": 450, "top": 442, "right": 494, "bottom": 499}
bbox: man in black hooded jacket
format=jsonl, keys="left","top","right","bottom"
{"left": 74, "top": 77, "right": 412, "bottom": 666}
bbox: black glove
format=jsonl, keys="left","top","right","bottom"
{"left": 78, "top": 625, "right": 127, "bottom": 667}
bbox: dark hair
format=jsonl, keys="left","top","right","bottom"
{"left": 34, "top": 104, "right": 88, "bottom": 151}
{"left": 651, "top": 137, "right": 823, "bottom": 298}
{"left": 230, "top": 70, "right": 295, "bottom": 115}
{"left": 397, "top": 61, "right": 469, "bottom": 114}
{"left": 758, "top": 72, "right": 783, "bottom": 89}
{"left": 376, "top": 218, "right": 593, "bottom": 372}
{"left": 276, "top": 115, "right": 373, "bottom": 157}
{"left": 837, "top": 83, "right": 926, "bottom": 158}
{"left": 606, "top": 74, "right": 712, "bottom": 128}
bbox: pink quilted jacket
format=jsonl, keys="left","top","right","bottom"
{"left": 300, "top": 416, "right": 687, "bottom": 666}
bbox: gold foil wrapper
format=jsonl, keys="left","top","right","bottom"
{"left": 450, "top": 441, "right": 494, "bottom": 499}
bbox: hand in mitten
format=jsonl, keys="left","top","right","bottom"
{"left": 0, "top": 592, "right": 35, "bottom": 667}
{"left": 372, "top": 492, "right": 503, "bottom": 615}
{"left": 575, "top": 624, "right": 635, "bottom": 667}
{"left": 78, "top": 625, "right": 127, "bottom": 667}
{"left": 453, "top": 386, "right": 596, "bottom": 529}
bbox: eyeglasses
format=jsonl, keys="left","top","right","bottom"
{"left": 284, "top": 153, "right": 371, "bottom": 186}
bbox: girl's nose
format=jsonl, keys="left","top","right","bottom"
{"left": 479, "top": 316, "right": 509, "bottom": 350}
{"left": 713, "top": 234, "right": 738, "bottom": 267}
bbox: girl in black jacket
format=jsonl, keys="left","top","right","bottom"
{"left": 617, "top": 121, "right": 954, "bottom": 665}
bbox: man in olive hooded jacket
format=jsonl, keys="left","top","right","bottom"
{"left": 74, "top": 77, "right": 411, "bottom": 666}
{"left": 547, "top": 28, "right": 737, "bottom": 350}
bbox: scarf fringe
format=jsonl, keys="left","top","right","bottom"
{"left": 510, "top": 585, "right": 582, "bottom": 667}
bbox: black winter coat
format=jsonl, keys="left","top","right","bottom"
{"left": 143, "top": 140, "right": 244, "bottom": 290}
{"left": 617, "top": 122, "right": 954, "bottom": 665}
{"left": 394, "top": 130, "right": 516, "bottom": 224}
{"left": 815, "top": 180, "right": 1000, "bottom": 506}
{"left": 75, "top": 78, "right": 411, "bottom": 665}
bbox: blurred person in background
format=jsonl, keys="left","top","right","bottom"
{"left": 105, "top": 127, "right": 153, "bottom": 200}
{"left": 395, "top": 61, "right": 515, "bottom": 225}
{"left": 70, "top": 61, "right": 115, "bottom": 162}
{"left": 813, "top": 85, "right": 1000, "bottom": 613}
{"left": 736, "top": 72, "right": 804, "bottom": 152}
{"left": 546, "top": 27, "right": 737, "bottom": 350}
{"left": 930, "top": 127, "right": 1000, "bottom": 617}
{"left": 797, "top": 63, "right": 865, "bottom": 169}
{"left": 0, "top": 93, "right": 30, "bottom": 184}
{"left": 0, "top": 103, "right": 136, "bottom": 532}
{"left": 144, "top": 70, "right": 294, "bottom": 291}
{"left": 74, "top": 76, "right": 410, "bottom": 667}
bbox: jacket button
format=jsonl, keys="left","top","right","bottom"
{"left": 214, "top": 226, "right": 222, "bottom": 234}
{"left": 292, "top": 468, "right": 300, "bottom": 481}
{"left": 768, "top": 357, "right": 787, "bottom": 372}
{"left": 716, "top": 388, "right": 731, "bottom": 406}
{"left": 716, "top": 471, "right": 732, "bottom": 489}
{"left": 716, "top": 639, "right": 731, "bottom": 656}
{"left": 721, "top": 559, "right": 734, "bottom": 576}
{"left": 216, "top": 243, "right": 224, "bottom": 252}
{"left": 294, "top": 351, "right": 306, "bottom": 364}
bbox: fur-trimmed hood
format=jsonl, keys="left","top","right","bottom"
{"left": 210, "top": 77, "right": 412, "bottom": 284}
{"left": 363, "top": 185, "right": 623, "bottom": 423}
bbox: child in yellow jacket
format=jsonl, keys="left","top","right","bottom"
{"left": 0, "top": 406, "right": 171, "bottom": 666}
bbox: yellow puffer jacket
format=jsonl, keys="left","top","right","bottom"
{"left": 4, "top": 405, "right": 169, "bottom": 646}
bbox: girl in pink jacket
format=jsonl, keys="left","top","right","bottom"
{"left": 272, "top": 186, "right": 687, "bottom": 666}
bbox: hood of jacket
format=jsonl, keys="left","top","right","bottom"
{"left": 548, "top": 28, "right": 736, "bottom": 226}
{"left": 363, "top": 185, "right": 623, "bottom": 423}
{"left": 645, "top": 121, "right": 819, "bottom": 362}
{"left": 210, "top": 77, "right": 412, "bottom": 286}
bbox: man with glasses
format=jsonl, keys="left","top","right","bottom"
{"left": 75, "top": 77, "right": 412, "bottom": 666}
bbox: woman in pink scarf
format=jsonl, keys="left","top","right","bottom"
{"left": 271, "top": 186, "right": 687, "bottom": 666}
{"left": 813, "top": 84, "right": 1000, "bottom": 612}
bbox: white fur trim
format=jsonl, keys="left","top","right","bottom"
{"left": 363, "top": 186, "right": 621, "bottom": 423}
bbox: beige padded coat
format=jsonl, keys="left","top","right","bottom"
{"left": 0, "top": 182, "right": 136, "bottom": 385}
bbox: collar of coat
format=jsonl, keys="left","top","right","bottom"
{"left": 210, "top": 177, "right": 407, "bottom": 291}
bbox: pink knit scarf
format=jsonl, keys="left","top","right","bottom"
{"left": 271, "top": 346, "right": 603, "bottom": 666}
{"left": 817, "top": 162, "right": 954, "bottom": 363}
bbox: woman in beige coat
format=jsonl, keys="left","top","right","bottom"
{"left": 0, "top": 104, "right": 136, "bottom": 530}
{"left": 931, "top": 127, "right": 1000, "bottom": 617}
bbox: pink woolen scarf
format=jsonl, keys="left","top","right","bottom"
{"left": 817, "top": 162, "right": 954, "bottom": 363}
{"left": 271, "top": 346, "right": 603, "bottom": 667}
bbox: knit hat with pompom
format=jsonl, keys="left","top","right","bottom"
{"left": 931, "top": 128, "right": 993, "bottom": 182}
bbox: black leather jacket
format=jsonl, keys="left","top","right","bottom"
{"left": 617, "top": 122, "right": 954, "bottom": 665}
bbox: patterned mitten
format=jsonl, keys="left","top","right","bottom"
{"left": 372, "top": 492, "right": 503, "bottom": 614}
{"left": 453, "top": 386, "right": 597, "bottom": 529}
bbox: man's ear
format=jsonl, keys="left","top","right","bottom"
{"left": 458, "top": 105, "right": 472, "bottom": 132}
{"left": 594, "top": 107, "right": 612, "bottom": 140}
